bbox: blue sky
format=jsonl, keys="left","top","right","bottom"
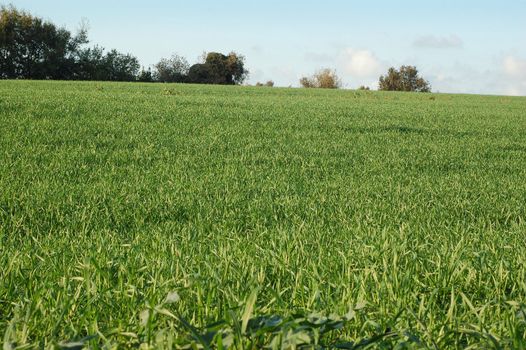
{"left": 7, "top": 0, "right": 526, "bottom": 95}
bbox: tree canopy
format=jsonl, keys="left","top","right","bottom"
{"left": 0, "top": 6, "right": 82, "bottom": 79}
{"left": 0, "top": 5, "right": 140, "bottom": 81}
{"left": 153, "top": 54, "right": 189, "bottom": 83}
{"left": 1, "top": 6, "right": 248, "bottom": 85}
{"left": 378, "top": 66, "right": 431, "bottom": 92}
{"left": 186, "top": 52, "right": 248, "bottom": 85}
{"left": 1, "top": 6, "right": 441, "bottom": 90}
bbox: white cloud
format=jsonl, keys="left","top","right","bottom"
{"left": 296, "top": 48, "right": 385, "bottom": 88}
{"left": 339, "top": 49, "right": 383, "bottom": 78}
{"left": 428, "top": 55, "right": 526, "bottom": 96}
{"left": 413, "top": 35, "right": 463, "bottom": 49}
{"left": 501, "top": 55, "right": 526, "bottom": 96}
{"left": 503, "top": 56, "right": 526, "bottom": 78}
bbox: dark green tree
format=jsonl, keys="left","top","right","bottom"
{"left": 1, "top": 6, "right": 139, "bottom": 81}
{"left": 74, "top": 45, "right": 105, "bottom": 80}
{"left": 0, "top": 5, "right": 86, "bottom": 79}
{"left": 74, "top": 46, "right": 139, "bottom": 81}
{"left": 153, "top": 54, "right": 189, "bottom": 83}
{"left": 138, "top": 67, "right": 154, "bottom": 82}
{"left": 103, "top": 49, "right": 140, "bottom": 81}
{"left": 187, "top": 63, "right": 214, "bottom": 84}
{"left": 187, "top": 52, "right": 248, "bottom": 85}
{"left": 378, "top": 65, "right": 431, "bottom": 92}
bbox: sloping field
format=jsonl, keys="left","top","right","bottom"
{"left": 1, "top": 81, "right": 525, "bottom": 348}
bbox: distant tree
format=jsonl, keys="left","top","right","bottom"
{"left": 300, "top": 69, "right": 341, "bottom": 89}
{"left": 62, "top": 20, "right": 90, "bottom": 78}
{"left": 187, "top": 63, "right": 214, "bottom": 84}
{"left": 299, "top": 77, "right": 316, "bottom": 88}
{"left": 153, "top": 54, "right": 189, "bottom": 83}
{"left": 73, "top": 46, "right": 139, "bottom": 81}
{"left": 378, "top": 65, "right": 431, "bottom": 92}
{"left": 187, "top": 51, "right": 248, "bottom": 85}
{"left": 0, "top": 5, "right": 139, "bottom": 81}
{"left": 225, "top": 52, "right": 248, "bottom": 84}
{"left": 194, "top": 52, "right": 226, "bottom": 84}
{"left": 0, "top": 5, "right": 87, "bottom": 79}
{"left": 138, "top": 67, "right": 154, "bottom": 82}
{"left": 358, "top": 85, "right": 370, "bottom": 90}
{"left": 1, "top": 6, "right": 254, "bottom": 85}
{"left": 316, "top": 69, "right": 341, "bottom": 89}
{"left": 256, "top": 80, "right": 274, "bottom": 87}
{"left": 102, "top": 49, "right": 140, "bottom": 81}
{"left": 74, "top": 45, "right": 106, "bottom": 80}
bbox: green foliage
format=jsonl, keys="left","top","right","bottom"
{"left": 0, "top": 5, "right": 78, "bottom": 79}
{"left": 73, "top": 46, "right": 140, "bottom": 81}
{"left": 0, "top": 5, "right": 140, "bottom": 81}
{"left": 102, "top": 49, "right": 140, "bottom": 81}
{"left": 300, "top": 69, "right": 341, "bottom": 89}
{"left": 187, "top": 63, "right": 215, "bottom": 84}
{"left": 153, "top": 54, "right": 190, "bottom": 83}
{"left": 138, "top": 67, "right": 154, "bottom": 82}
{"left": 379, "top": 65, "right": 431, "bottom": 92}
{"left": 1, "top": 81, "right": 526, "bottom": 348}
{"left": 0, "top": 7, "right": 249, "bottom": 85}
{"left": 187, "top": 52, "right": 248, "bottom": 85}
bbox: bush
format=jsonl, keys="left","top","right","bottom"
{"left": 186, "top": 52, "right": 248, "bottom": 85}
{"left": 300, "top": 69, "right": 341, "bottom": 89}
{"left": 378, "top": 66, "right": 431, "bottom": 92}
{"left": 186, "top": 63, "right": 214, "bottom": 84}
{"left": 256, "top": 80, "right": 274, "bottom": 87}
{"left": 153, "top": 54, "right": 189, "bottom": 83}
{"left": 299, "top": 77, "right": 316, "bottom": 88}
{"left": 138, "top": 67, "right": 154, "bottom": 82}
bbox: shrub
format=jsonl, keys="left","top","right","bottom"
{"left": 300, "top": 69, "right": 341, "bottom": 89}
{"left": 138, "top": 67, "right": 154, "bottom": 82}
{"left": 256, "top": 80, "right": 274, "bottom": 87}
{"left": 378, "top": 65, "right": 431, "bottom": 92}
{"left": 299, "top": 77, "right": 316, "bottom": 88}
{"left": 186, "top": 52, "right": 248, "bottom": 85}
{"left": 153, "top": 54, "right": 189, "bottom": 83}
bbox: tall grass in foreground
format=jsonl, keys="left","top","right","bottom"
{"left": 1, "top": 81, "right": 525, "bottom": 348}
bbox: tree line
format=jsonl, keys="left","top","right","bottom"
{"left": 2, "top": 5, "right": 431, "bottom": 92}
{"left": 0, "top": 6, "right": 248, "bottom": 84}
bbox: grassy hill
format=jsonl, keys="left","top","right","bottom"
{"left": 1, "top": 81, "right": 525, "bottom": 348}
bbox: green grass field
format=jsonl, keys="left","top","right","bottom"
{"left": 1, "top": 80, "right": 525, "bottom": 349}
